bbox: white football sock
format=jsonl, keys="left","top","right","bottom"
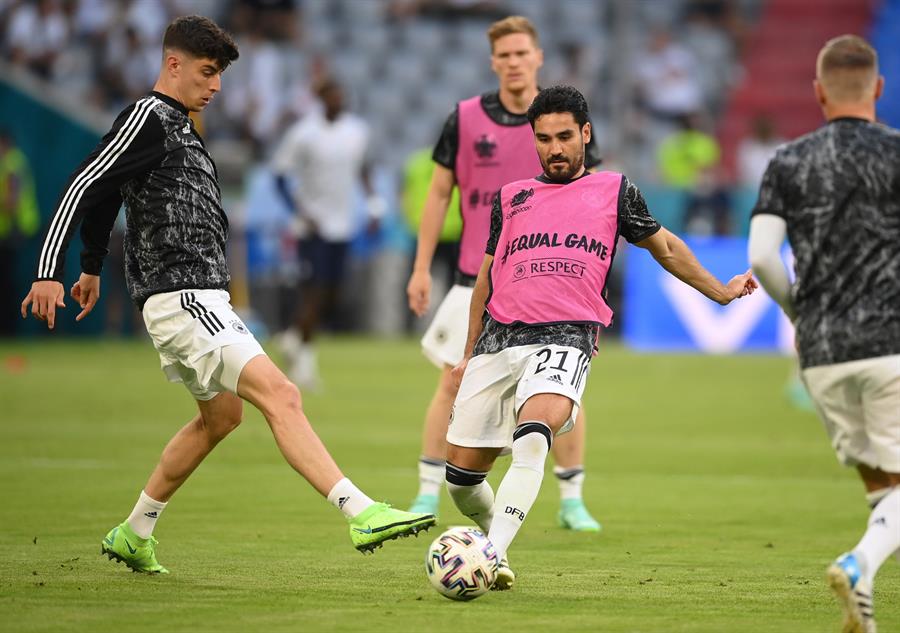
{"left": 853, "top": 487, "right": 900, "bottom": 585}
{"left": 327, "top": 477, "right": 375, "bottom": 519}
{"left": 446, "top": 472, "right": 494, "bottom": 533}
{"left": 417, "top": 457, "right": 446, "bottom": 498}
{"left": 126, "top": 490, "right": 167, "bottom": 539}
{"left": 554, "top": 465, "right": 585, "bottom": 501}
{"left": 488, "top": 421, "right": 552, "bottom": 560}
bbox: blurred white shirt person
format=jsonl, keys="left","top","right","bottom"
{"left": 271, "top": 78, "right": 384, "bottom": 389}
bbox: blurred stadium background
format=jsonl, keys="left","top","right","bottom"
{"left": 0, "top": 0, "right": 898, "bottom": 347}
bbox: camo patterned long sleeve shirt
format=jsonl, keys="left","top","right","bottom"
{"left": 35, "top": 91, "right": 229, "bottom": 310}
{"left": 752, "top": 117, "right": 900, "bottom": 368}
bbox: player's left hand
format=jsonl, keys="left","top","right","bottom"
{"left": 70, "top": 273, "right": 101, "bottom": 322}
{"left": 451, "top": 357, "right": 469, "bottom": 389}
{"left": 720, "top": 269, "right": 758, "bottom": 304}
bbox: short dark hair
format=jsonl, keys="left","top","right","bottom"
{"left": 526, "top": 85, "right": 590, "bottom": 128}
{"left": 163, "top": 15, "right": 239, "bottom": 71}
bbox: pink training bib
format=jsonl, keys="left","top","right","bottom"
{"left": 487, "top": 172, "right": 623, "bottom": 326}
{"left": 455, "top": 96, "right": 541, "bottom": 277}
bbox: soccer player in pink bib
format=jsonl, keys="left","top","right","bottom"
{"left": 406, "top": 15, "right": 603, "bottom": 533}
{"left": 446, "top": 86, "right": 757, "bottom": 589}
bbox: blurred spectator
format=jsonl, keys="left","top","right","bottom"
{"left": 5, "top": 0, "right": 69, "bottom": 79}
{"left": 634, "top": 29, "right": 703, "bottom": 125}
{"left": 681, "top": 1, "right": 738, "bottom": 114}
{"left": 228, "top": 0, "right": 299, "bottom": 43}
{"left": 657, "top": 114, "right": 730, "bottom": 235}
{"left": 657, "top": 113, "right": 720, "bottom": 188}
{"left": 219, "top": 19, "right": 288, "bottom": 156}
{"left": 0, "top": 130, "right": 40, "bottom": 337}
{"left": 271, "top": 78, "right": 385, "bottom": 389}
{"left": 101, "top": 26, "right": 159, "bottom": 108}
{"left": 389, "top": 0, "right": 507, "bottom": 21}
{"left": 737, "top": 114, "right": 784, "bottom": 189}
{"left": 400, "top": 147, "right": 460, "bottom": 327}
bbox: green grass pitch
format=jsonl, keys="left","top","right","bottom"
{"left": 0, "top": 337, "right": 896, "bottom": 632}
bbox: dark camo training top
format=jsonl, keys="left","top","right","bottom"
{"left": 474, "top": 172, "right": 660, "bottom": 357}
{"left": 752, "top": 117, "right": 900, "bottom": 369}
{"left": 36, "top": 91, "right": 229, "bottom": 310}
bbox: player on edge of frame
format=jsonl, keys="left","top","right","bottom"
{"left": 749, "top": 34, "right": 900, "bottom": 633}
{"left": 444, "top": 84, "right": 757, "bottom": 590}
{"left": 20, "top": 14, "right": 435, "bottom": 575}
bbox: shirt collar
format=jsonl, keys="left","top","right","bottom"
{"left": 150, "top": 91, "right": 190, "bottom": 116}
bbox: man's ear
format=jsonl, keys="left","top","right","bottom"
{"left": 582, "top": 121, "right": 592, "bottom": 145}
{"left": 813, "top": 79, "right": 827, "bottom": 107}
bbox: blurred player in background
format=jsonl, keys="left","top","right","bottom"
{"left": 405, "top": 16, "right": 603, "bottom": 531}
{"left": 21, "top": 15, "right": 433, "bottom": 574}
{"left": 273, "top": 78, "right": 386, "bottom": 390}
{"left": 748, "top": 35, "right": 899, "bottom": 633}
{"left": 450, "top": 85, "right": 756, "bottom": 588}
{"left": 0, "top": 128, "right": 40, "bottom": 337}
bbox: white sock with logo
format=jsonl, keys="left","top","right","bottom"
{"left": 126, "top": 490, "right": 167, "bottom": 539}
{"left": 488, "top": 422, "right": 551, "bottom": 559}
{"left": 417, "top": 457, "right": 446, "bottom": 498}
{"left": 446, "top": 463, "right": 494, "bottom": 533}
{"left": 853, "top": 487, "right": 900, "bottom": 585}
{"left": 327, "top": 477, "right": 375, "bottom": 519}
{"left": 554, "top": 465, "right": 585, "bottom": 501}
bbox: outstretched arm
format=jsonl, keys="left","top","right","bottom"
{"left": 635, "top": 227, "right": 758, "bottom": 305}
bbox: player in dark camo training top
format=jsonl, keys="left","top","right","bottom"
{"left": 21, "top": 15, "right": 433, "bottom": 574}
{"left": 748, "top": 35, "right": 900, "bottom": 633}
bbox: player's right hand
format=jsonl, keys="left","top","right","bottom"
{"left": 407, "top": 270, "right": 432, "bottom": 317}
{"left": 21, "top": 280, "right": 66, "bottom": 330}
{"left": 450, "top": 357, "right": 469, "bottom": 389}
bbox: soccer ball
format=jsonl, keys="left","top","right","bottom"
{"left": 424, "top": 526, "right": 499, "bottom": 601}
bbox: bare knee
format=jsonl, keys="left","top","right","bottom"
{"left": 261, "top": 377, "right": 304, "bottom": 423}
{"left": 198, "top": 399, "right": 243, "bottom": 442}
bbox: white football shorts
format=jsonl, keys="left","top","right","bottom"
{"left": 447, "top": 344, "right": 591, "bottom": 449}
{"left": 801, "top": 354, "right": 900, "bottom": 472}
{"left": 421, "top": 284, "right": 473, "bottom": 368}
{"left": 142, "top": 289, "right": 265, "bottom": 401}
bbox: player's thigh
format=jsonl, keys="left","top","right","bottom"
{"left": 447, "top": 444, "right": 504, "bottom": 472}
{"left": 236, "top": 353, "right": 302, "bottom": 416}
{"left": 515, "top": 344, "right": 591, "bottom": 435}
{"left": 802, "top": 362, "right": 868, "bottom": 464}
{"left": 860, "top": 355, "right": 900, "bottom": 472}
{"left": 447, "top": 352, "right": 518, "bottom": 450}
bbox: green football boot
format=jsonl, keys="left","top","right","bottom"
{"left": 558, "top": 499, "right": 602, "bottom": 532}
{"left": 101, "top": 522, "right": 168, "bottom": 574}
{"left": 349, "top": 502, "right": 435, "bottom": 554}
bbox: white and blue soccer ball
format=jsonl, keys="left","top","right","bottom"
{"left": 425, "top": 526, "right": 499, "bottom": 601}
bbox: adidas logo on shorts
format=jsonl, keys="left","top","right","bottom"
{"left": 547, "top": 374, "right": 564, "bottom": 385}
